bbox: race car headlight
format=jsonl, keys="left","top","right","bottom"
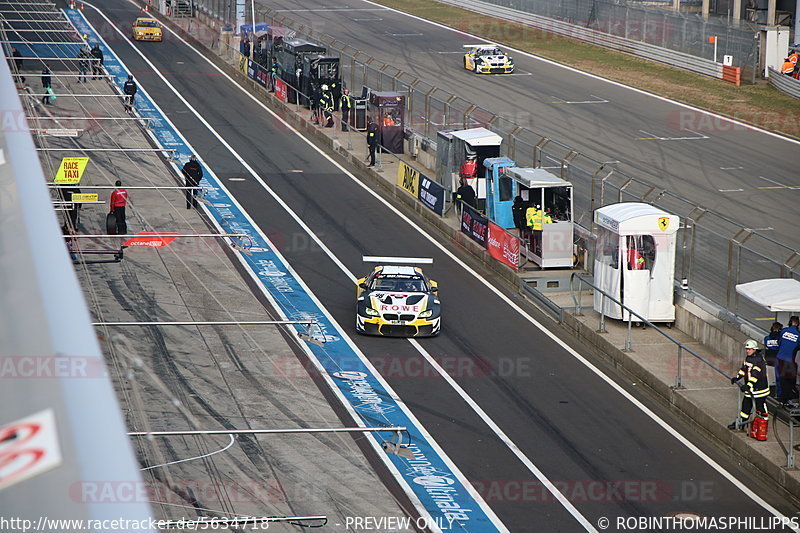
{"left": 418, "top": 309, "right": 433, "bottom": 318}
{"left": 364, "top": 307, "right": 379, "bottom": 317}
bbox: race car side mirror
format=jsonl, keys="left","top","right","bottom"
{"left": 431, "top": 286, "right": 438, "bottom": 293}
{"left": 359, "top": 282, "right": 368, "bottom": 289}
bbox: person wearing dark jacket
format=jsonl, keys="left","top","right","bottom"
{"left": 455, "top": 179, "right": 477, "bottom": 212}
{"left": 512, "top": 195, "right": 528, "bottom": 243}
{"left": 41, "top": 64, "right": 52, "bottom": 105}
{"left": 366, "top": 117, "right": 379, "bottom": 166}
{"left": 764, "top": 321, "right": 782, "bottom": 370}
{"left": 182, "top": 155, "right": 203, "bottom": 209}
{"left": 12, "top": 47, "right": 24, "bottom": 83}
{"left": 728, "top": 339, "right": 770, "bottom": 430}
{"left": 90, "top": 44, "right": 104, "bottom": 78}
{"left": 340, "top": 88, "right": 352, "bottom": 131}
{"left": 123, "top": 75, "right": 137, "bottom": 109}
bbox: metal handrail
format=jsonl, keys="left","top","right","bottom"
{"left": 569, "top": 273, "right": 730, "bottom": 388}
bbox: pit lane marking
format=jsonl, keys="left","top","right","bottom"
{"left": 546, "top": 94, "right": 608, "bottom": 104}
{"left": 385, "top": 32, "right": 423, "bottom": 37}
{"left": 635, "top": 129, "right": 709, "bottom": 141}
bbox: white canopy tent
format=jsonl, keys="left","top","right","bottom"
{"left": 736, "top": 278, "right": 800, "bottom": 323}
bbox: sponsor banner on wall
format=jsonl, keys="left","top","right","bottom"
{"left": 275, "top": 78, "right": 288, "bottom": 102}
{"left": 460, "top": 204, "right": 488, "bottom": 248}
{"left": 488, "top": 222, "right": 520, "bottom": 270}
{"left": 397, "top": 161, "right": 420, "bottom": 197}
{"left": 418, "top": 175, "right": 445, "bottom": 216}
{"left": 248, "top": 60, "right": 270, "bottom": 88}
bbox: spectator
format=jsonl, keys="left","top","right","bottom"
{"left": 776, "top": 316, "right": 800, "bottom": 403}
{"left": 728, "top": 339, "right": 769, "bottom": 431}
{"left": 182, "top": 155, "right": 203, "bottom": 209}
{"left": 90, "top": 43, "right": 104, "bottom": 79}
{"left": 109, "top": 180, "right": 128, "bottom": 235}
{"left": 764, "top": 321, "right": 782, "bottom": 370}
{"left": 123, "top": 75, "right": 137, "bottom": 109}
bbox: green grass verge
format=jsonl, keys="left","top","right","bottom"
{"left": 374, "top": 0, "right": 800, "bottom": 136}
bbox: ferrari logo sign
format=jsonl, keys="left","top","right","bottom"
{"left": 658, "top": 217, "right": 670, "bottom": 231}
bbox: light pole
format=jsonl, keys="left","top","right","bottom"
{"left": 250, "top": 0, "right": 255, "bottom": 60}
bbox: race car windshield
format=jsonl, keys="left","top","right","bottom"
{"left": 371, "top": 277, "right": 427, "bottom": 292}
{"left": 137, "top": 20, "right": 159, "bottom": 27}
{"left": 481, "top": 48, "right": 503, "bottom": 56}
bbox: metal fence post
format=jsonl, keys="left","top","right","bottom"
{"left": 598, "top": 293, "right": 607, "bottom": 333}
{"left": 623, "top": 314, "right": 633, "bottom": 352}
{"left": 675, "top": 345, "right": 683, "bottom": 389}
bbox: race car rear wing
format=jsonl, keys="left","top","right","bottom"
{"left": 463, "top": 43, "right": 498, "bottom": 49}
{"left": 362, "top": 256, "right": 433, "bottom": 265}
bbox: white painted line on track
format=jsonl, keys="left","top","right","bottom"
{"left": 357, "top": 0, "right": 800, "bottom": 146}
{"left": 407, "top": 339, "right": 596, "bottom": 531}
{"left": 385, "top": 32, "right": 423, "bottom": 37}
{"left": 718, "top": 188, "right": 744, "bottom": 192}
{"left": 547, "top": 94, "right": 608, "bottom": 104}
{"left": 113, "top": 0, "right": 795, "bottom": 527}
{"left": 636, "top": 129, "right": 709, "bottom": 141}
{"left": 719, "top": 166, "right": 744, "bottom": 170}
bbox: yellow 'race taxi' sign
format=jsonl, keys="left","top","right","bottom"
{"left": 54, "top": 157, "right": 89, "bottom": 184}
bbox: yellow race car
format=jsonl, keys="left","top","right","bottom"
{"left": 132, "top": 17, "right": 162, "bottom": 42}
{"left": 463, "top": 44, "right": 514, "bottom": 74}
{"left": 356, "top": 257, "right": 440, "bottom": 337}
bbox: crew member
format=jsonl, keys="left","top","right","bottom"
{"left": 781, "top": 57, "right": 795, "bottom": 76}
{"left": 90, "top": 43, "right": 104, "bottom": 78}
{"left": 182, "top": 155, "right": 204, "bottom": 209}
{"left": 269, "top": 57, "right": 278, "bottom": 91}
{"left": 728, "top": 339, "right": 769, "bottom": 430}
{"left": 366, "top": 117, "right": 379, "bottom": 166}
{"left": 526, "top": 204, "right": 543, "bottom": 255}
{"left": 123, "top": 75, "right": 137, "bottom": 110}
{"left": 319, "top": 84, "right": 334, "bottom": 127}
{"left": 41, "top": 64, "right": 52, "bottom": 105}
{"left": 764, "top": 321, "right": 782, "bottom": 369}
{"left": 340, "top": 88, "right": 352, "bottom": 131}
{"left": 109, "top": 180, "right": 128, "bottom": 235}
{"left": 627, "top": 236, "right": 645, "bottom": 270}
{"left": 383, "top": 112, "right": 396, "bottom": 126}
{"left": 11, "top": 47, "right": 24, "bottom": 84}
{"left": 775, "top": 316, "right": 800, "bottom": 402}
{"left": 77, "top": 46, "right": 89, "bottom": 83}
{"left": 512, "top": 196, "right": 527, "bottom": 236}
{"left": 459, "top": 153, "right": 478, "bottom": 183}
{"left": 455, "top": 179, "right": 476, "bottom": 212}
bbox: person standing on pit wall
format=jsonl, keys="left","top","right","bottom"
{"left": 90, "top": 43, "right": 104, "bottom": 79}
{"left": 526, "top": 204, "right": 544, "bottom": 255}
{"left": 366, "top": 116, "right": 379, "bottom": 167}
{"left": 269, "top": 57, "right": 278, "bottom": 92}
{"left": 512, "top": 196, "right": 528, "bottom": 241}
{"left": 319, "top": 84, "right": 334, "bottom": 127}
{"left": 455, "top": 178, "right": 477, "bottom": 215}
{"left": 764, "top": 321, "right": 782, "bottom": 377}
{"left": 340, "top": 88, "right": 352, "bottom": 131}
{"left": 182, "top": 155, "right": 203, "bottom": 210}
{"left": 776, "top": 316, "right": 800, "bottom": 403}
{"left": 41, "top": 64, "right": 52, "bottom": 105}
{"left": 728, "top": 339, "right": 770, "bottom": 430}
{"left": 123, "top": 75, "right": 137, "bottom": 110}
{"left": 109, "top": 180, "right": 128, "bottom": 235}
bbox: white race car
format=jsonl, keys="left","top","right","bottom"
{"left": 463, "top": 44, "right": 514, "bottom": 74}
{"left": 356, "top": 257, "right": 440, "bottom": 337}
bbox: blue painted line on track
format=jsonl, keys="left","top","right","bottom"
{"left": 65, "top": 8, "right": 503, "bottom": 532}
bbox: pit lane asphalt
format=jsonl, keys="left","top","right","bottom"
{"left": 88, "top": 1, "right": 796, "bottom": 530}
{"left": 255, "top": 0, "right": 800, "bottom": 250}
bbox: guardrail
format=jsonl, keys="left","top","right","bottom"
{"left": 568, "top": 273, "right": 729, "bottom": 388}
{"left": 435, "top": 0, "right": 741, "bottom": 83}
{"left": 768, "top": 67, "right": 800, "bottom": 99}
